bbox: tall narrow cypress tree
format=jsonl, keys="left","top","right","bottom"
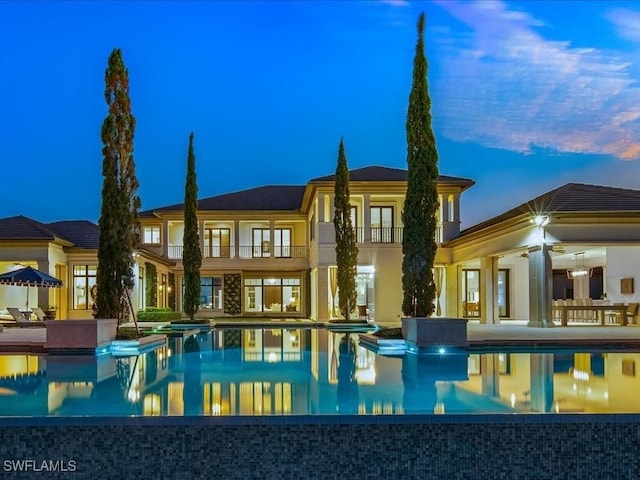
{"left": 182, "top": 132, "right": 202, "bottom": 320}
{"left": 401, "top": 13, "right": 439, "bottom": 317}
{"left": 97, "top": 48, "right": 139, "bottom": 324}
{"left": 333, "top": 138, "right": 358, "bottom": 319}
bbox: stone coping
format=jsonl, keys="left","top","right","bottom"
{"left": 1, "top": 413, "right": 639, "bottom": 427}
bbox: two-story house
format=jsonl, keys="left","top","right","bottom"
{"left": 137, "top": 166, "right": 474, "bottom": 323}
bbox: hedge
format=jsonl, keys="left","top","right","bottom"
{"left": 137, "top": 308, "right": 182, "bottom": 322}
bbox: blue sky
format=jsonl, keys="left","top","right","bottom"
{"left": 2, "top": 0, "right": 640, "bottom": 227}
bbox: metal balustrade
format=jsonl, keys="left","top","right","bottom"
{"left": 168, "top": 245, "right": 308, "bottom": 260}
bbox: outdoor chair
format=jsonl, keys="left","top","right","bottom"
{"left": 605, "top": 303, "right": 625, "bottom": 324}
{"left": 6, "top": 307, "right": 45, "bottom": 328}
{"left": 31, "top": 307, "right": 48, "bottom": 321}
{"left": 625, "top": 303, "right": 639, "bottom": 325}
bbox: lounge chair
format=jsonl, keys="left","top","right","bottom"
{"left": 6, "top": 307, "right": 45, "bottom": 327}
{"left": 31, "top": 307, "right": 49, "bottom": 321}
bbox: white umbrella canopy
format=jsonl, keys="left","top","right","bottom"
{"left": 0, "top": 266, "right": 63, "bottom": 309}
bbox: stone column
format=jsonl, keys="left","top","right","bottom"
{"left": 445, "top": 265, "right": 460, "bottom": 318}
{"left": 363, "top": 194, "right": 371, "bottom": 243}
{"left": 480, "top": 256, "right": 499, "bottom": 325}
{"left": 269, "top": 219, "right": 275, "bottom": 257}
{"left": 234, "top": 221, "right": 240, "bottom": 258}
{"left": 199, "top": 220, "right": 205, "bottom": 258}
{"left": 530, "top": 353, "right": 554, "bottom": 412}
{"left": 527, "top": 244, "right": 554, "bottom": 327}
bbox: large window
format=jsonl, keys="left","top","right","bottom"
{"left": 253, "top": 228, "right": 292, "bottom": 258}
{"left": 371, "top": 206, "right": 394, "bottom": 243}
{"left": 73, "top": 265, "right": 97, "bottom": 310}
{"left": 462, "top": 269, "right": 480, "bottom": 317}
{"left": 143, "top": 226, "right": 161, "bottom": 244}
{"left": 243, "top": 277, "right": 301, "bottom": 313}
{"left": 182, "top": 277, "right": 223, "bottom": 310}
{"left": 205, "top": 228, "right": 230, "bottom": 258}
{"left": 274, "top": 228, "right": 291, "bottom": 258}
{"left": 252, "top": 229, "right": 271, "bottom": 257}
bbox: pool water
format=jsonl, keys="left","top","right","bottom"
{"left": 1, "top": 328, "right": 639, "bottom": 417}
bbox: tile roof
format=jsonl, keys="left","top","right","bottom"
{"left": 143, "top": 185, "right": 307, "bottom": 215}
{"left": 462, "top": 183, "right": 640, "bottom": 235}
{"left": 0, "top": 215, "right": 59, "bottom": 241}
{"left": 310, "top": 165, "right": 474, "bottom": 185}
{"left": 141, "top": 165, "right": 475, "bottom": 216}
{"left": 47, "top": 221, "right": 100, "bottom": 249}
{"left": 0, "top": 215, "right": 99, "bottom": 249}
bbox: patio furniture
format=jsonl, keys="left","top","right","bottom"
{"left": 6, "top": 307, "right": 45, "bottom": 327}
{"left": 605, "top": 303, "right": 625, "bottom": 324}
{"left": 31, "top": 307, "right": 49, "bottom": 321}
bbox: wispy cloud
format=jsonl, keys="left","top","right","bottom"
{"left": 380, "top": 0, "right": 410, "bottom": 7}
{"left": 431, "top": 0, "right": 640, "bottom": 160}
{"left": 607, "top": 8, "right": 640, "bottom": 42}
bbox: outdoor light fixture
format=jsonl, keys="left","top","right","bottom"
{"left": 533, "top": 215, "right": 550, "bottom": 227}
{"left": 567, "top": 252, "right": 593, "bottom": 279}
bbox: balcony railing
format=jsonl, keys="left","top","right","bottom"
{"left": 352, "top": 226, "right": 443, "bottom": 244}
{"left": 167, "top": 245, "right": 307, "bottom": 260}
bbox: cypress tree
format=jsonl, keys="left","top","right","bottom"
{"left": 182, "top": 132, "right": 202, "bottom": 320}
{"left": 97, "top": 48, "right": 139, "bottom": 324}
{"left": 401, "top": 13, "right": 439, "bottom": 317}
{"left": 333, "top": 138, "right": 358, "bottom": 319}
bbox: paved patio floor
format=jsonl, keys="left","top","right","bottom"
{"left": 1, "top": 320, "right": 640, "bottom": 352}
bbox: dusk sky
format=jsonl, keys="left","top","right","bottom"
{"left": 2, "top": 1, "right": 640, "bottom": 228}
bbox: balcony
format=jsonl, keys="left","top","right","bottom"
{"left": 167, "top": 245, "right": 307, "bottom": 260}
{"left": 352, "top": 226, "right": 443, "bottom": 244}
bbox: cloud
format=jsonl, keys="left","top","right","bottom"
{"left": 607, "top": 8, "right": 640, "bottom": 42}
{"left": 379, "top": 0, "right": 410, "bottom": 6}
{"left": 430, "top": 0, "right": 640, "bottom": 160}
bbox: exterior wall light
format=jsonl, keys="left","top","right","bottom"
{"left": 533, "top": 215, "right": 550, "bottom": 227}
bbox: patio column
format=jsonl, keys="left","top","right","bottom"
{"left": 445, "top": 265, "right": 460, "bottom": 318}
{"left": 317, "top": 266, "right": 330, "bottom": 320}
{"left": 234, "top": 221, "right": 240, "bottom": 258}
{"left": 480, "top": 256, "right": 499, "bottom": 325}
{"left": 269, "top": 220, "right": 275, "bottom": 257}
{"left": 529, "top": 353, "right": 554, "bottom": 412}
{"left": 36, "top": 261, "right": 51, "bottom": 310}
{"left": 199, "top": 220, "right": 205, "bottom": 258}
{"left": 363, "top": 194, "right": 371, "bottom": 243}
{"left": 527, "top": 244, "right": 554, "bottom": 327}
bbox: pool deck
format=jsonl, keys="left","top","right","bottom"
{"left": 1, "top": 320, "right": 640, "bottom": 352}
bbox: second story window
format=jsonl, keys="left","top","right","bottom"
{"left": 205, "top": 228, "right": 230, "bottom": 258}
{"left": 371, "top": 206, "right": 394, "bottom": 243}
{"left": 143, "top": 226, "right": 161, "bottom": 244}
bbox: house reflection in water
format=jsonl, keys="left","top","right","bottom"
{"left": 1, "top": 330, "right": 640, "bottom": 417}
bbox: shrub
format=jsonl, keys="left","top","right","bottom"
{"left": 137, "top": 308, "right": 182, "bottom": 322}
{"left": 116, "top": 327, "right": 150, "bottom": 340}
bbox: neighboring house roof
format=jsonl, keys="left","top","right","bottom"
{"left": 47, "top": 221, "right": 100, "bottom": 249}
{"left": 0, "top": 215, "right": 99, "bottom": 249}
{"left": 309, "top": 165, "right": 475, "bottom": 186}
{"left": 142, "top": 185, "right": 307, "bottom": 217}
{"left": 0, "top": 215, "right": 60, "bottom": 241}
{"left": 461, "top": 183, "right": 640, "bottom": 236}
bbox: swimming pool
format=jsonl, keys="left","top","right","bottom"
{"left": 2, "top": 327, "right": 640, "bottom": 417}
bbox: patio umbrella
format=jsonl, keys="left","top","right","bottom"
{"left": 0, "top": 266, "right": 63, "bottom": 309}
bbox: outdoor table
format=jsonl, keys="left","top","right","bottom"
{"left": 552, "top": 304, "right": 628, "bottom": 326}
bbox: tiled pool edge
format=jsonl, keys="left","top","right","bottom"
{"left": 1, "top": 419, "right": 639, "bottom": 479}
{"left": 2, "top": 412, "right": 640, "bottom": 427}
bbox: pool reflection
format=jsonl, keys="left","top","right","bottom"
{"left": 0, "top": 329, "right": 640, "bottom": 417}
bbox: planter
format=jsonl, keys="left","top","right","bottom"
{"left": 110, "top": 334, "right": 167, "bottom": 356}
{"left": 45, "top": 318, "right": 118, "bottom": 353}
{"left": 401, "top": 317, "right": 468, "bottom": 350}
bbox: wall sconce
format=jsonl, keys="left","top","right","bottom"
{"left": 532, "top": 215, "right": 550, "bottom": 227}
{"left": 167, "top": 286, "right": 172, "bottom": 293}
